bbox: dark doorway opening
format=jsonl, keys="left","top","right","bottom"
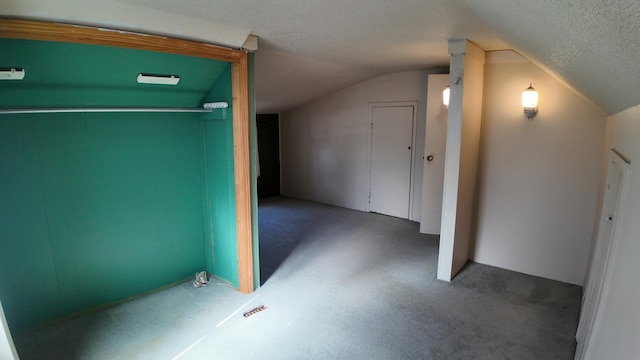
{"left": 257, "top": 114, "right": 280, "bottom": 199}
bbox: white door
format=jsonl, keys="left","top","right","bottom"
{"left": 420, "top": 74, "right": 449, "bottom": 234}
{"left": 370, "top": 105, "right": 414, "bottom": 219}
{"left": 575, "top": 150, "right": 629, "bottom": 359}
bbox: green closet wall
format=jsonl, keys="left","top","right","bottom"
{"left": 0, "top": 39, "right": 244, "bottom": 332}
{"left": 200, "top": 64, "right": 240, "bottom": 287}
{"left": 202, "top": 116, "right": 238, "bottom": 286}
{"left": 0, "top": 113, "right": 206, "bottom": 330}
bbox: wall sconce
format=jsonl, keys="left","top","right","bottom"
{"left": 522, "top": 83, "right": 539, "bottom": 119}
{"left": 442, "top": 86, "right": 450, "bottom": 108}
{"left": 0, "top": 67, "right": 25, "bottom": 80}
{"left": 137, "top": 73, "right": 180, "bottom": 85}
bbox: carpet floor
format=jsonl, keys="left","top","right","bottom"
{"left": 13, "top": 196, "right": 581, "bottom": 359}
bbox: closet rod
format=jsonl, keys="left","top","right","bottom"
{"left": 0, "top": 107, "right": 215, "bottom": 115}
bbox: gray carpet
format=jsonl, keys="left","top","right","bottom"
{"left": 13, "top": 196, "right": 581, "bottom": 359}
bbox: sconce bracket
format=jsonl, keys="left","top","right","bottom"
{"left": 524, "top": 107, "right": 538, "bottom": 119}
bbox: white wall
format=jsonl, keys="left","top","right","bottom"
{"left": 473, "top": 51, "right": 606, "bottom": 285}
{"left": 0, "top": 302, "right": 18, "bottom": 360}
{"left": 280, "top": 70, "right": 440, "bottom": 221}
{"left": 584, "top": 104, "right": 640, "bottom": 359}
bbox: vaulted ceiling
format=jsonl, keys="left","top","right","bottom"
{"left": 2, "top": 0, "right": 639, "bottom": 115}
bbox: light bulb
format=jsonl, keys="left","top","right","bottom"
{"left": 522, "top": 84, "right": 538, "bottom": 119}
{"left": 443, "top": 86, "right": 450, "bottom": 108}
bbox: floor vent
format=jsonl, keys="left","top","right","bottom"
{"left": 243, "top": 305, "right": 267, "bottom": 318}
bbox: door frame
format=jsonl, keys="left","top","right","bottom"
{"left": 575, "top": 149, "right": 630, "bottom": 359}
{"left": 367, "top": 101, "right": 418, "bottom": 219}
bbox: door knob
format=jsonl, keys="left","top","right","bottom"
{"left": 426, "top": 155, "right": 434, "bottom": 162}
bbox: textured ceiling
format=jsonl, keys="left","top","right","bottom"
{"left": 464, "top": 0, "right": 640, "bottom": 115}
{"left": 2, "top": 0, "right": 639, "bottom": 114}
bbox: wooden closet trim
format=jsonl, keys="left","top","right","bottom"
{"left": 0, "top": 18, "right": 245, "bottom": 62}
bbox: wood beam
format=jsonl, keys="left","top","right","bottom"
{"left": 232, "top": 54, "right": 254, "bottom": 293}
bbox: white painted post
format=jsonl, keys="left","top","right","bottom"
{"left": 0, "top": 301, "right": 19, "bottom": 360}
{"left": 437, "top": 40, "right": 485, "bottom": 281}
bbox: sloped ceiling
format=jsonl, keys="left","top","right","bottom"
{"left": 2, "top": 0, "right": 639, "bottom": 115}
{"left": 0, "top": 38, "right": 229, "bottom": 108}
{"left": 463, "top": 0, "right": 640, "bottom": 115}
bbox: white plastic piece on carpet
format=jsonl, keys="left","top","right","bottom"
{"left": 193, "top": 271, "right": 209, "bottom": 288}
